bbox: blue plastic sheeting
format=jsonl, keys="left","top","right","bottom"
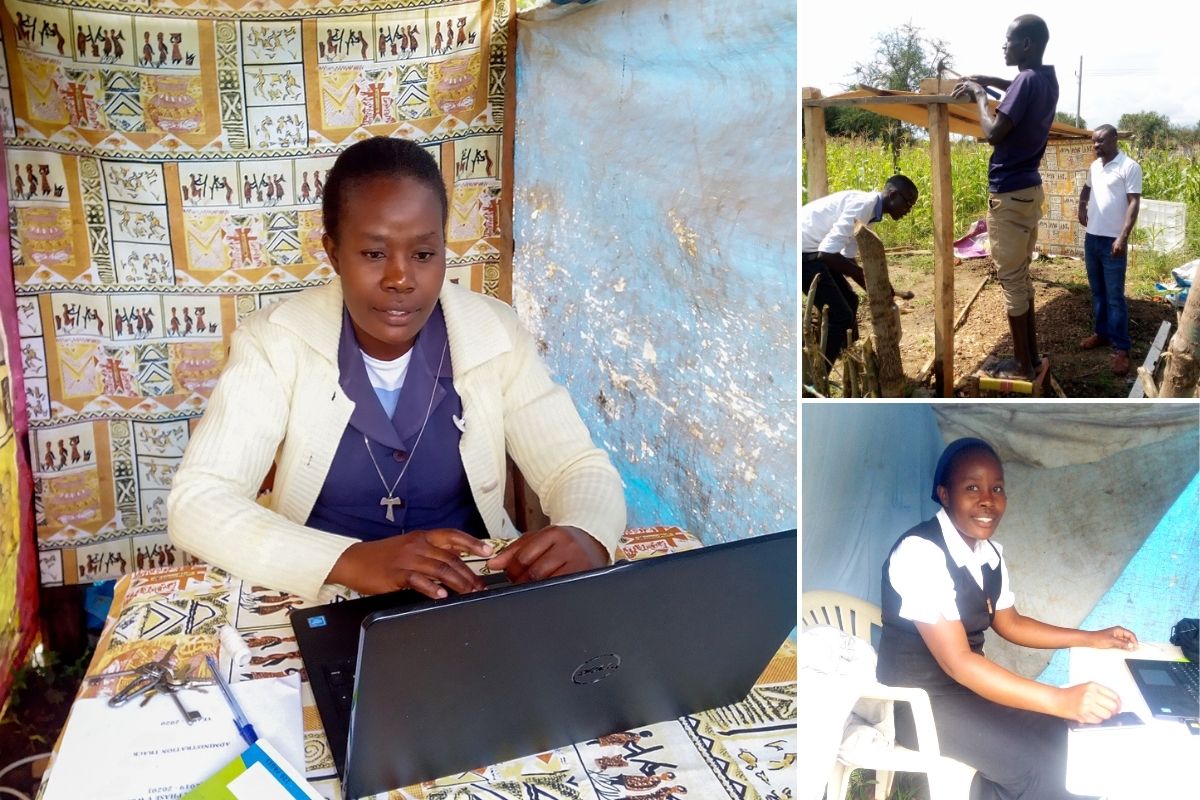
{"left": 801, "top": 404, "right": 945, "bottom": 605}
{"left": 512, "top": 0, "right": 796, "bottom": 542}
{"left": 1038, "top": 473, "right": 1200, "bottom": 687}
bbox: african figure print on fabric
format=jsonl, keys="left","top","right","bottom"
{"left": 52, "top": 530, "right": 797, "bottom": 800}
{"left": 0, "top": 0, "right": 515, "bottom": 586}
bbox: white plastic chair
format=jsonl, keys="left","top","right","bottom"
{"left": 801, "top": 590, "right": 976, "bottom": 800}
{"left": 803, "top": 589, "right": 882, "bottom": 646}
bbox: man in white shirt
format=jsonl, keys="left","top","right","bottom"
{"left": 1077, "top": 125, "right": 1142, "bottom": 376}
{"left": 801, "top": 175, "right": 918, "bottom": 366}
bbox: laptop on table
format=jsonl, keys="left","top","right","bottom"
{"left": 291, "top": 529, "right": 797, "bottom": 799}
{"left": 1125, "top": 657, "right": 1199, "bottom": 721}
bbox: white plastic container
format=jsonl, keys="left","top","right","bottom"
{"left": 1137, "top": 199, "right": 1187, "bottom": 252}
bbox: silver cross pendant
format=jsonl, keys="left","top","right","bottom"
{"left": 380, "top": 496, "right": 405, "bottom": 522}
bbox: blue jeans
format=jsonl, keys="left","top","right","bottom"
{"left": 1083, "top": 233, "right": 1131, "bottom": 352}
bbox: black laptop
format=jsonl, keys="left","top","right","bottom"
{"left": 291, "top": 529, "right": 796, "bottom": 798}
{"left": 1125, "top": 657, "right": 1199, "bottom": 721}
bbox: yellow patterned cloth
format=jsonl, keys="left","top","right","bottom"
{"left": 0, "top": 0, "right": 514, "bottom": 588}
{"left": 1, "top": 265, "right": 39, "bottom": 711}
{"left": 45, "top": 527, "right": 797, "bottom": 800}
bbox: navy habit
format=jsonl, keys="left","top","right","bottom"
{"left": 305, "top": 303, "right": 487, "bottom": 541}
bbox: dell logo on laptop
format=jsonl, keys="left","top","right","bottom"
{"left": 572, "top": 654, "right": 621, "bottom": 684}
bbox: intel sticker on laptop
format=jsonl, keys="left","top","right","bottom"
{"left": 308, "top": 615, "right": 327, "bottom": 628}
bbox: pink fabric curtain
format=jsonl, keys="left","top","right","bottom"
{"left": 0, "top": 139, "right": 40, "bottom": 710}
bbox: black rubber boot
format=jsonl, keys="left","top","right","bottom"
{"left": 1026, "top": 308, "right": 1042, "bottom": 372}
{"left": 992, "top": 310, "right": 1035, "bottom": 380}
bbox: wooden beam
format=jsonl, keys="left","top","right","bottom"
{"left": 928, "top": 102, "right": 955, "bottom": 396}
{"left": 1129, "top": 320, "right": 1172, "bottom": 398}
{"left": 855, "top": 223, "right": 905, "bottom": 396}
{"left": 802, "top": 87, "right": 828, "bottom": 200}
{"left": 802, "top": 94, "right": 971, "bottom": 108}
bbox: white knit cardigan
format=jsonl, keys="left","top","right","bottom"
{"left": 167, "top": 279, "right": 626, "bottom": 601}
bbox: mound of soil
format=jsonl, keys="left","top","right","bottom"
{"left": 879, "top": 254, "right": 1178, "bottom": 397}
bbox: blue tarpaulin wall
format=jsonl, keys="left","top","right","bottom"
{"left": 1039, "top": 472, "right": 1200, "bottom": 685}
{"left": 512, "top": 0, "right": 797, "bottom": 542}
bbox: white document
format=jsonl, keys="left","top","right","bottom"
{"left": 42, "top": 674, "right": 305, "bottom": 800}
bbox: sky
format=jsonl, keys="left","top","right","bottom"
{"left": 801, "top": 1, "right": 1199, "bottom": 130}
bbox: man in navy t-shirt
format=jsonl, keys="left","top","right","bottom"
{"left": 954, "top": 15, "right": 1059, "bottom": 380}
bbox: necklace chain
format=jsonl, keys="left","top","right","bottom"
{"left": 363, "top": 339, "right": 448, "bottom": 519}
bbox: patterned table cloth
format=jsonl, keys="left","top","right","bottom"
{"left": 41, "top": 526, "right": 797, "bottom": 800}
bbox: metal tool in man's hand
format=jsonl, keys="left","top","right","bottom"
{"left": 935, "top": 57, "right": 1002, "bottom": 100}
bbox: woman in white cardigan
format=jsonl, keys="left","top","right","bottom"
{"left": 168, "top": 137, "right": 626, "bottom": 602}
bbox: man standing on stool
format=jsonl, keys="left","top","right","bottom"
{"left": 1078, "top": 124, "right": 1141, "bottom": 377}
{"left": 954, "top": 15, "right": 1058, "bottom": 380}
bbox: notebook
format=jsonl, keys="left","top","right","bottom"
{"left": 291, "top": 529, "right": 796, "bottom": 798}
{"left": 1125, "top": 657, "right": 1199, "bottom": 721}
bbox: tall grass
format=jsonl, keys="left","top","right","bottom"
{"left": 806, "top": 137, "right": 990, "bottom": 248}
{"left": 804, "top": 138, "right": 1200, "bottom": 271}
{"left": 1132, "top": 145, "right": 1200, "bottom": 205}
{"left": 1113, "top": 145, "right": 1198, "bottom": 296}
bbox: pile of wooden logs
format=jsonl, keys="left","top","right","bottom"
{"left": 800, "top": 284, "right": 882, "bottom": 398}
{"left": 1138, "top": 280, "right": 1199, "bottom": 397}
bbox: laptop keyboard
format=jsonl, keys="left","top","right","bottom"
{"left": 319, "top": 574, "right": 511, "bottom": 720}
{"left": 1169, "top": 660, "right": 1199, "bottom": 703}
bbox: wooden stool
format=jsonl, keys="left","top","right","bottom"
{"left": 970, "top": 355, "right": 1051, "bottom": 397}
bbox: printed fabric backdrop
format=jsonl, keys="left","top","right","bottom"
{"left": 0, "top": 0, "right": 515, "bottom": 589}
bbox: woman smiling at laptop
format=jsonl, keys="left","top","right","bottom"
{"left": 878, "top": 438, "right": 1138, "bottom": 799}
{"left": 168, "top": 137, "right": 625, "bottom": 602}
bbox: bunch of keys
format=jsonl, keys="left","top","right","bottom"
{"left": 85, "top": 643, "right": 215, "bottom": 724}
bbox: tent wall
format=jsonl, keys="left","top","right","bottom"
{"left": 1039, "top": 472, "right": 1199, "bottom": 686}
{"left": 978, "top": 427, "right": 1198, "bottom": 678}
{"left": 801, "top": 403, "right": 943, "bottom": 603}
{"left": 512, "top": 0, "right": 797, "bottom": 541}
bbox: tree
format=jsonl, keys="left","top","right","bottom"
{"left": 852, "top": 23, "right": 951, "bottom": 93}
{"left": 1118, "top": 111, "right": 1172, "bottom": 148}
{"left": 825, "top": 106, "right": 895, "bottom": 140}
{"left": 831, "top": 23, "right": 952, "bottom": 170}
{"left": 1055, "top": 111, "right": 1087, "bottom": 130}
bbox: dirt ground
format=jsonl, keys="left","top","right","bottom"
{"left": 877, "top": 253, "right": 1179, "bottom": 397}
{"left": 0, "top": 654, "right": 87, "bottom": 796}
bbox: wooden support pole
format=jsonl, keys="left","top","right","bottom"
{"left": 854, "top": 222, "right": 905, "bottom": 396}
{"left": 802, "top": 87, "right": 828, "bottom": 201}
{"left": 1159, "top": 283, "right": 1200, "bottom": 397}
{"left": 928, "top": 102, "right": 955, "bottom": 397}
{"left": 1129, "top": 320, "right": 1172, "bottom": 399}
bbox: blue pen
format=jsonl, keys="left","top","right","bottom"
{"left": 205, "top": 654, "right": 259, "bottom": 746}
